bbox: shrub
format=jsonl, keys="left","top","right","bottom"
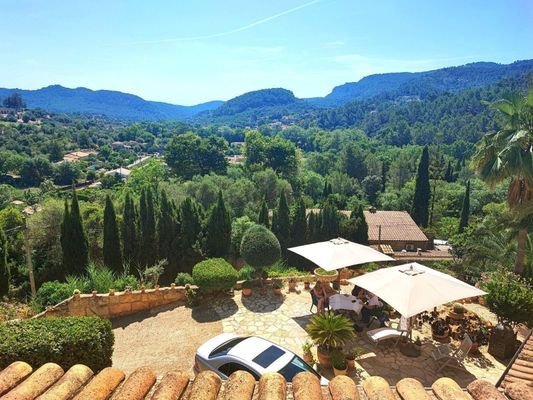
{"left": 192, "top": 258, "right": 238, "bottom": 293}
{"left": 175, "top": 273, "right": 195, "bottom": 286}
{"left": 240, "top": 225, "right": 280, "bottom": 271}
{"left": 237, "top": 265, "right": 255, "bottom": 281}
{"left": 306, "top": 312, "right": 354, "bottom": 352}
{"left": 265, "top": 261, "right": 307, "bottom": 277}
{"left": 0, "top": 317, "right": 114, "bottom": 372}
{"left": 35, "top": 281, "right": 75, "bottom": 310}
{"left": 113, "top": 274, "right": 140, "bottom": 291}
{"left": 481, "top": 270, "right": 533, "bottom": 327}
{"left": 85, "top": 264, "right": 116, "bottom": 293}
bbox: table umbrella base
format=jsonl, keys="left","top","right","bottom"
{"left": 399, "top": 342, "right": 421, "bottom": 357}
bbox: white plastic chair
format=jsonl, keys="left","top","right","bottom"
{"left": 431, "top": 335, "right": 473, "bottom": 372}
{"left": 366, "top": 316, "right": 410, "bottom": 347}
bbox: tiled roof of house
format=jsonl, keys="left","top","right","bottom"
{"left": 363, "top": 210, "right": 429, "bottom": 242}
{"left": 499, "top": 328, "right": 533, "bottom": 390}
{"left": 1, "top": 361, "right": 532, "bottom": 400}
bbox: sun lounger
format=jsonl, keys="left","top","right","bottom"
{"left": 366, "top": 316, "right": 409, "bottom": 347}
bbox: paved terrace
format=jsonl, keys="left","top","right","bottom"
{"left": 112, "top": 284, "right": 507, "bottom": 387}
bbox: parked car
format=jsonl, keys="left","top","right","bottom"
{"left": 195, "top": 333, "right": 328, "bottom": 385}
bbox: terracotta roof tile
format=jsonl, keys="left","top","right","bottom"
{"left": 500, "top": 329, "right": 533, "bottom": 390}
{"left": 363, "top": 211, "right": 429, "bottom": 242}
{"left": 1, "top": 360, "right": 532, "bottom": 400}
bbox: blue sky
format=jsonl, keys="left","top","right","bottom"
{"left": 1, "top": 0, "right": 532, "bottom": 105}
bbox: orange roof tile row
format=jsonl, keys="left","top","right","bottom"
{"left": 363, "top": 210, "right": 429, "bottom": 242}
{"left": 1, "top": 361, "right": 532, "bottom": 400}
{"left": 500, "top": 329, "right": 533, "bottom": 390}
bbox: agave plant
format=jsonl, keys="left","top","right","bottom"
{"left": 305, "top": 312, "right": 355, "bottom": 352}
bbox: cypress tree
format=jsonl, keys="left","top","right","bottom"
{"left": 320, "top": 201, "right": 339, "bottom": 240}
{"left": 103, "top": 195, "right": 123, "bottom": 273}
{"left": 0, "top": 229, "right": 9, "bottom": 297}
{"left": 272, "top": 190, "right": 290, "bottom": 256}
{"left": 458, "top": 180, "right": 471, "bottom": 233}
{"left": 180, "top": 197, "right": 203, "bottom": 273}
{"left": 411, "top": 146, "right": 431, "bottom": 227}
{"left": 444, "top": 161, "right": 455, "bottom": 183}
{"left": 381, "top": 161, "right": 388, "bottom": 192}
{"left": 158, "top": 190, "right": 175, "bottom": 262}
{"left": 352, "top": 205, "right": 369, "bottom": 245}
{"left": 322, "top": 180, "right": 332, "bottom": 200}
{"left": 307, "top": 212, "right": 316, "bottom": 242}
{"left": 61, "top": 189, "right": 88, "bottom": 276}
{"left": 205, "top": 191, "right": 232, "bottom": 257}
{"left": 258, "top": 199, "right": 270, "bottom": 228}
{"left": 122, "top": 192, "right": 139, "bottom": 267}
{"left": 139, "top": 188, "right": 157, "bottom": 267}
{"left": 290, "top": 197, "right": 307, "bottom": 246}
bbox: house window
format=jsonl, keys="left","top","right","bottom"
{"left": 405, "top": 243, "right": 416, "bottom": 251}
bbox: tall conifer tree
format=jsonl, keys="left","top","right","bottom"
{"left": 290, "top": 197, "right": 307, "bottom": 247}
{"left": 0, "top": 229, "right": 9, "bottom": 297}
{"left": 352, "top": 205, "right": 369, "bottom": 245}
{"left": 103, "top": 195, "right": 123, "bottom": 273}
{"left": 458, "top": 180, "right": 471, "bottom": 233}
{"left": 411, "top": 146, "right": 431, "bottom": 227}
{"left": 122, "top": 192, "right": 139, "bottom": 267}
{"left": 272, "top": 190, "right": 290, "bottom": 256}
{"left": 61, "top": 189, "right": 88, "bottom": 276}
{"left": 258, "top": 200, "right": 270, "bottom": 228}
{"left": 139, "top": 188, "right": 157, "bottom": 267}
{"left": 205, "top": 191, "right": 232, "bottom": 257}
{"left": 180, "top": 197, "right": 203, "bottom": 273}
{"left": 320, "top": 201, "right": 339, "bottom": 240}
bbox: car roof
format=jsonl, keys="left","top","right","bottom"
{"left": 228, "top": 336, "right": 293, "bottom": 374}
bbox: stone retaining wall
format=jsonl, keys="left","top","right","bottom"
{"left": 35, "top": 285, "right": 195, "bottom": 319}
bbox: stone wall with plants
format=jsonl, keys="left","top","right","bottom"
{"left": 34, "top": 285, "right": 195, "bottom": 319}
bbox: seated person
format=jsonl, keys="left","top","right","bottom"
{"left": 312, "top": 281, "right": 327, "bottom": 313}
{"left": 351, "top": 285, "right": 365, "bottom": 299}
{"left": 361, "top": 291, "right": 383, "bottom": 323}
{"left": 323, "top": 282, "right": 336, "bottom": 299}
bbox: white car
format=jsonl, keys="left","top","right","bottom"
{"left": 194, "top": 333, "right": 328, "bottom": 385}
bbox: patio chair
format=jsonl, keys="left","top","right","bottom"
{"left": 366, "top": 315, "right": 409, "bottom": 347}
{"left": 431, "top": 335, "right": 473, "bottom": 372}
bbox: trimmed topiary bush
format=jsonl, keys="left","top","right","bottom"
{"left": 0, "top": 316, "right": 114, "bottom": 372}
{"left": 240, "top": 225, "right": 281, "bottom": 271}
{"left": 192, "top": 258, "right": 238, "bottom": 293}
{"left": 175, "top": 272, "right": 195, "bottom": 286}
{"left": 35, "top": 281, "right": 75, "bottom": 310}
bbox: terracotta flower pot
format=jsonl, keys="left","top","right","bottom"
{"left": 304, "top": 282, "right": 311, "bottom": 290}
{"left": 469, "top": 342, "right": 480, "bottom": 354}
{"left": 345, "top": 358, "right": 355, "bottom": 369}
{"left": 242, "top": 288, "right": 252, "bottom": 297}
{"left": 432, "top": 330, "right": 450, "bottom": 342}
{"left": 340, "top": 279, "right": 349, "bottom": 286}
{"left": 274, "top": 287, "right": 282, "bottom": 295}
{"left": 316, "top": 347, "right": 332, "bottom": 368}
{"left": 314, "top": 268, "right": 338, "bottom": 283}
{"left": 303, "top": 353, "right": 313, "bottom": 363}
{"left": 288, "top": 280, "right": 297, "bottom": 291}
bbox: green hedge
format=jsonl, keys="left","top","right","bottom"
{"left": 192, "top": 258, "right": 238, "bottom": 292}
{"left": 0, "top": 317, "right": 114, "bottom": 372}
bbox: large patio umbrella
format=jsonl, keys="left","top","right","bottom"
{"left": 288, "top": 238, "right": 394, "bottom": 271}
{"left": 348, "top": 262, "right": 486, "bottom": 318}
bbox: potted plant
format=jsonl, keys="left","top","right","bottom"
{"left": 242, "top": 280, "right": 253, "bottom": 297}
{"left": 314, "top": 267, "right": 338, "bottom": 283}
{"left": 302, "top": 341, "right": 314, "bottom": 363}
{"left": 305, "top": 312, "right": 355, "bottom": 368}
{"left": 344, "top": 347, "right": 363, "bottom": 370}
{"left": 331, "top": 350, "right": 347, "bottom": 376}
{"left": 288, "top": 278, "right": 297, "bottom": 292}
{"left": 414, "top": 336, "right": 422, "bottom": 347}
{"left": 449, "top": 303, "right": 466, "bottom": 321}
{"left": 303, "top": 280, "right": 311, "bottom": 290}
{"left": 431, "top": 318, "right": 450, "bottom": 341}
{"left": 469, "top": 325, "right": 489, "bottom": 354}
{"left": 272, "top": 279, "right": 283, "bottom": 295}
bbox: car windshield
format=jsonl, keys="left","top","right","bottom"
{"left": 209, "top": 337, "right": 247, "bottom": 357}
{"left": 277, "top": 355, "right": 320, "bottom": 382}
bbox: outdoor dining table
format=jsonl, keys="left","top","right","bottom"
{"left": 329, "top": 294, "right": 364, "bottom": 314}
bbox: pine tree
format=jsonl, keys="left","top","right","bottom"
{"left": 458, "top": 180, "right": 471, "bottom": 233}
{"left": 139, "top": 188, "right": 157, "bottom": 267}
{"left": 272, "top": 190, "right": 290, "bottom": 255}
{"left": 352, "top": 205, "right": 369, "bottom": 245}
{"left": 290, "top": 197, "right": 307, "bottom": 246}
{"left": 258, "top": 199, "right": 270, "bottom": 228}
{"left": 341, "top": 144, "right": 367, "bottom": 181}
{"left": 103, "top": 195, "right": 123, "bottom": 273}
{"left": 411, "top": 146, "right": 431, "bottom": 227}
{"left": 205, "top": 191, "right": 232, "bottom": 257}
{"left": 122, "top": 192, "right": 139, "bottom": 267}
{"left": 61, "top": 189, "right": 88, "bottom": 276}
{"left": 0, "top": 229, "right": 9, "bottom": 297}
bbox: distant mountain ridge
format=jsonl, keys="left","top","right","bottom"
{"left": 0, "top": 85, "right": 223, "bottom": 121}
{"left": 319, "top": 60, "right": 533, "bottom": 106}
{"left": 1, "top": 59, "right": 532, "bottom": 121}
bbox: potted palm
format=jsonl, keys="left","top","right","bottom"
{"left": 331, "top": 350, "right": 347, "bottom": 376}
{"left": 305, "top": 312, "right": 355, "bottom": 368}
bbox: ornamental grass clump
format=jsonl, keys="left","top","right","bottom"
{"left": 305, "top": 312, "right": 355, "bottom": 352}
